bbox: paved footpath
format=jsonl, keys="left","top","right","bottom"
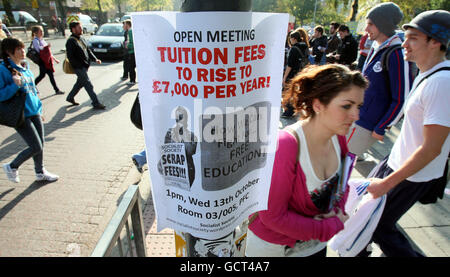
{"left": 350, "top": 123, "right": 450, "bottom": 257}
{"left": 0, "top": 54, "right": 145, "bottom": 256}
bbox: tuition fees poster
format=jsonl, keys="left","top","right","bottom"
{"left": 133, "top": 12, "right": 288, "bottom": 239}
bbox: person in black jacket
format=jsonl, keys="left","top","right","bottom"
{"left": 282, "top": 29, "right": 310, "bottom": 117}
{"left": 309, "top": 26, "right": 327, "bottom": 65}
{"left": 283, "top": 29, "right": 309, "bottom": 86}
{"left": 65, "top": 21, "right": 105, "bottom": 109}
{"left": 336, "top": 25, "right": 358, "bottom": 68}
{"left": 121, "top": 20, "right": 130, "bottom": 81}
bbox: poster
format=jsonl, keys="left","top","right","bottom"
{"left": 133, "top": 11, "right": 288, "bottom": 239}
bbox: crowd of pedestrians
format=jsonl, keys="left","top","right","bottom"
{"left": 273, "top": 3, "right": 449, "bottom": 257}
{"left": 0, "top": 19, "right": 138, "bottom": 184}
{"left": 0, "top": 4, "right": 448, "bottom": 257}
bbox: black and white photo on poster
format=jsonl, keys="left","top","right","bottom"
{"left": 158, "top": 106, "right": 198, "bottom": 191}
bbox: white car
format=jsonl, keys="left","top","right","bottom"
{"left": 0, "top": 11, "right": 41, "bottom": 27}
{"left": 78, "top": 14, "right": 98, "bottom": 34}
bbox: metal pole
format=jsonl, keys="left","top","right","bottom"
{"left": 178, "top": 0, "right": 252, "bottom": 257}
{"left": 312, "top": 0, "right": 318, "bottom": 27}
{"left": 181, "top": 0, "right": 251, "bottom": 12}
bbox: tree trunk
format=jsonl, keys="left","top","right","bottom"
{"left": 55, "top": 0, "right": 66, "bottom": 21}
{"left": 181, "top": 0, "right": 252, "bottom": 12}
{"left": 2, "top": 0, "right": 16, "bottom": 24}
{"left": 97, "top": 0, "right": 104, "bottom": 24}
{"left": 116, "top": 0, "right": 122, "bottom": 16}
{"left": 179, "top": 0, "right": 252, "bottom": 257}
{"left": 350, "top": 0, "right": 358, "bottom": 21}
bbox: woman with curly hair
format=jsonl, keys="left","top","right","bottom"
{"left": 246, "top": 64, "right": 368, "bottom": 257}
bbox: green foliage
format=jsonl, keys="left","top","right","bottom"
{"left": 127, "top": 0, "right": 173, "bottom": 11}
{"left": 82, "top": 0, "right": 114, "bottom": 11}
{"left": 253, "top": 0, "right": 449, "bottom": 29}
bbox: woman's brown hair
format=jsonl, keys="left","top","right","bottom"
{"left": 31, "top": 25, "right": 43, "bottom": 37}
{"left": 292, "top": 28, "right": 310, "bottom": 48}
{"left": 282, "top": 64, "right": 368, "bottom": 119}
{"left": 1, "top": 37, "right": 25, "bottom": 61}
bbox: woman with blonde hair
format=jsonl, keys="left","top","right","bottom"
{"left": 246, "top": 64, "right": 368, "bottom": 257}
{"left": 31, "top": 25, "right": 64, "bottom": 95}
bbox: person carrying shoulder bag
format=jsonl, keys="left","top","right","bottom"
{"left": 31, "top": 25, "right": 64, "bottom": 95}
{"left": 245, "top": 64, "right": 368, "bottom": 257}
{"left": 1, "top": 37, "right": 59, "bottom": 183}
{"left": 65, "top": 21, "right": 105, "bottom": 110}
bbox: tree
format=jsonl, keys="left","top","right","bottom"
{"left": 115, "top": 0, "right": 123, "bottom": 16}
{"left": 55, "top": 0, "right": 66, "bottom": 21}
{"left": 2, "top": 0, "right": 16, "bottom": 24}
{"left": 349, "top": 0, "right": 358, "bottom": 21}
{"left": 252, "top": 0, "right": 279, "bottom": 12}
{"left": 128, "top": 0, "right": 173, "bottom": 11}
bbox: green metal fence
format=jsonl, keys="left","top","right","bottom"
{"left": 91, "top": 185, "right": 147, "bottom": 257}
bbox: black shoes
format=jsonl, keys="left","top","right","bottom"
{"left": 93, "top": 103, "right": 106, "bottom": 110}
{"left": 55, "top": 90, "right": 65, "bottom": 95}
{"left": 66, "top": 98, "right": 80, "bottom": 106}
{"left": 66, "top": 99, "right": 105, "bottom": 109}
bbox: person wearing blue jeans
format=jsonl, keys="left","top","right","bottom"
{"left": 132, "top": 149, "right": 146, "bottom": 173}
{"left": 1, "top": 38, "right": 58, "bottom": 183}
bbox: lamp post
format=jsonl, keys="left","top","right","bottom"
{"left": 312, "top": 0, "right": 318, "bottom": 27}
{"left": 178, "top": 0, "right": 252, "bottom": 257}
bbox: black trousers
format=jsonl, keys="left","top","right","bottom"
{"left": 122, "top": 52, "right": 130, "bottom": 78}
{"left": 129, "top": 53, "right": 136, "bottom": 82}
{"left": 35, "top": 60, "right": 60, "bottom": 93}
{"left": 361, "top": 157, "right": 446, "bottom": 257}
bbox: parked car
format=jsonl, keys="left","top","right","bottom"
{"left": 87, "top": 23, "right": 125, "bottom": 59}
{"left": 120, "top": 14, "right": 131, "bottom": 22}
{"left": 0, "top": 11, "right": 46, "bottom": 29}
{"left": 72, "top": 13, "right": 98, "bottom": 34}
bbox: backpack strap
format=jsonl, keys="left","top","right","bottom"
{"left": 292, "top": 44, "right": 309, "bottom": 69}
{"left": 284, "top": 122, "right": 302, "bottom": 161}
{"left": 411, "top": 66, "right": 450, "bottom": 94}
{"left": 380, "top": 44, "right": 402, "bottom": 72}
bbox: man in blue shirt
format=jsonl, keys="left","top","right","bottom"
{"left": 347, "top": 2, "right": 412, "bottom": 161}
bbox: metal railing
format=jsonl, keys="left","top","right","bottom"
{"left": 91, "top": 185, "right": 147, "bottom": 257}
{"left": 9, "top": 26, "right": 28, "bottom": 36}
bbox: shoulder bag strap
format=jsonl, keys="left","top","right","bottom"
{"left": 249, "top": 123, "right": 302, "bottom": 226}
{"left": 284, "top": 123, "right": 301, "bottom": 161}
{"left": 415, "top": 67, "right": 450, "bottom": 90}
{"left": 408, "top": 67, "right": 450, "bottom": 100}
{"left": 72, "top": 36, "right": 87, "bottom": 50}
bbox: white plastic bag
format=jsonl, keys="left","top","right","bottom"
{"left": 328, "top": 179, "right": 386, "bottom": 257}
